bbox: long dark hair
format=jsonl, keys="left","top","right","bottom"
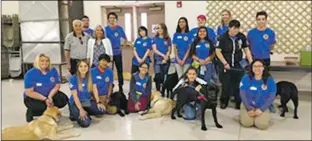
{"left": 176, "top": 17, "right": 189, "bottom": 33}
{"left": 188, "top": 26, "right": 213, "bottom": 58}
{"left": 138, "top": 26, "right": 148, "bottom": 38}
{"left": 248, "top": 59, "right": 271, "bottom": 85}
{"left": 155, "top": 23, "right": 170, "bottom": 43}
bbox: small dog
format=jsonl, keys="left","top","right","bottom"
{"left": 161, "top": 72, "right": 179, "bottom": 98}
{"left": 171, "top": 84, "right": 223, "bottom": 131}
{"left": 276, "top": 81, "right": 299, "bottom": 119}
{"left": 2, "top": 106, "right": 80, "bottom": 140}
{"left": 139, "top": 91, "right": 176, "bottom": 120}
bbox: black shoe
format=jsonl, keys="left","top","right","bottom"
{"left": 117, "top": 110, "right": 125, "bottom": 117}
{"left": 220, "top": 104, "right": 227, "bottom": 109}
{"left": 119, "top": 86, "right": 123, "bottom": 93}
{"left": 26, "top": 109, "right": 34, "bottom": 122}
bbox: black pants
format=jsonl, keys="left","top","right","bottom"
{"left": 70, "top": 58, "right": 84, "bottom": 75}
{"left": 131, "top": 64, "right": 139, "bottom": 74}
{"left": 219, "top": 64, "right": 244, "bottom": 106}
{"left": 24, "top": 91, "right": 68, "bottom": 122}
{"left": 113, "top": 54, "right": 124, "bottom": 87}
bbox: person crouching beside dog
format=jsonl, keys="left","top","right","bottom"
{"left": 172, "top": 67, "right": 208, "bottom": 120}
{"left": 128, "top": 63, "right": 152, "bottom": 113}
{"left": 68, "top": 60, "right": 105, "bottom": 128}
{"left": 239, "top": 59, "right": 276, "bottom": 130}
{"left": 24, "top": 54, "right": 68, "bottom": 122}
{"left": 91, "top": 54, "right": 119, "bottom": 115}
{"left": 188, "top": 26, "right": 219, "bottom": 85}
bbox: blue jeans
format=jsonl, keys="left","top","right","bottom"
{"left": 69, "top": 100, "right": 104, "bottom": 128}
{"left": 198, "top": 63, "right": 218, "bottom": 83}
{"left": 183, "top": 103, "right": 201, "bottom": 120}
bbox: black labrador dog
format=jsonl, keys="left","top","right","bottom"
{"left": 276, "top": 81, "right": 299, "bottom": 119}
{"left": 171, "top": 84, "right": 223, "bottom": 131}
{"left": 161, "top": 72, "right": 179, "bottom": 98}
{"left": 110, "top": 84, "right": 129, "bottom": 116}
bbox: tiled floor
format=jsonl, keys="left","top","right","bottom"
{"left": 1, "top": 79, "right": 311, "bottom": 140}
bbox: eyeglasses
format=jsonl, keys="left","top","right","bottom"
{"left": 140, "top": 67, "right": 148, "bottom": 69}
{"left": 78, "top": 37, "right": 83, "bottom": 45}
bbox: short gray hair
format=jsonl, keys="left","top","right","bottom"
{"left": 72, "top": 19, "right": 83, "bottom": 27}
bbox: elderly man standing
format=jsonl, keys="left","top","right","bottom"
{"left": 64, "top": 19, "right": 91, "bottom": 75}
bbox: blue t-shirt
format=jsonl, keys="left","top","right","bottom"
{"left": 172, "top": 32, "right": 192, "bottom": 64}
{"left": 247, "top": 28, "right": 276, "bottom": 59}
{"left": 153, "top": 36, "right": 172, "bottom": 63}
{"left": 132, "top": 37, "right": 153, "bottom": 66}
{"left": 83, "top": 28, "right": 94, "bottom": 36}
{"left": 24, "top": 67, "right": 60, "bottom": 98}
{"left": 239, "top": 74, "right": 276, "bottom": 108}
{"left": 134, "top": 73, "right": 149, "bottom": 96}
{"left": 69, "top": 75, "right": 92, "bottom": 104}
{"left": 104, "top": 25, "right": 127, "bottom": 55}
{"left": 189, "top": 27, "right": 217, "bottom": 44}
{"left": 216, "top": 25, "right": 229, "bottom": 37}
{"left": 195, "top": 41, "right": 212, "bottom": 60}
{"left": 91, "top": 67, "right": 114, "bottom": 96}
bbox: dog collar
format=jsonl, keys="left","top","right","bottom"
{"left": 45, "top": 114, "right": 58, "bottom": 123}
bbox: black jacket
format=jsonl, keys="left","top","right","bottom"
{"left": 216, "top": 31, "right": 248, "bottom": 67}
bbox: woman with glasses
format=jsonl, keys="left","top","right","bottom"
{"left": 131, "top": 26, "right": 153, "bottom": 73}
{"left": 127, "top": 63, "right": 152, "bottom": 113}
{"left": 23, "top": 54, "right": 68, "bottom": 122}
{"left": 87, "top": 25, "right": 113, "bottom": 68}
{"left": 64, "top": 19, "right": 91, "bottom": 75}
{"left": 239, "top": 59, "right": 276, "bottom": 130}
{"left": 152, "top": 23, "right": 172, "bottom": 93}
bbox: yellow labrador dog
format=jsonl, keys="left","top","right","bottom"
{"left": 139, "top": 91, "right": 176, "bottom": 120}
{"left": 2, "top": 106, "right": 80, "bottom": 140}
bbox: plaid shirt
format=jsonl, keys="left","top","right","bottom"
{"left": 92, "top": 42, "right": 106, "bottom": 66}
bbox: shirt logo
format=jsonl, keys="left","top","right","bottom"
{"left": 143, "top": 83, "right": 146, "bottom": 88}
{"left": 250, "top": 86, "right": 257, "bottom": 91}
{"left": 263, "top": 34, "right": 269, "bottom": 40}
{"left": 177, "top": 36, "right": 182, "bottom": 39}
{"left": 137, "top": 41, "right": 141, "bottom": 44}
{"left": 184, "top": 36, "right": 188, "bottom": 41}
{"left": 114, "top": 32, "right": 119, "bottom": 37}
{"left": 105, "top": 77, "right": 110, "bottom": 82}
{"left": 262, "top": 84, "right": 268, "bottom": 90}
{"left": 50, "top": 77, "right": 55, "bottom": 82}
{"left": 96, "top": 76, "right": 102, "bottom": 79}
{"left": 143, "top": 42, "right": 147, "bottom": 47}
{"left": 205, "top": 43, "right": 210, "bottom": 48}
{"left": 36, "top": 83, "right": 42, "bottom": 87}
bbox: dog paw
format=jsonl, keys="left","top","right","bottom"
{"left": 171, "top": 116, "right": 176, "bottom": 120}
{"left": 73, "top": 132, "right": 81, "bottom": 137}
{"left": 293, "top": 116, "right": 299, "bottom": 119}
{"left": 216, "top": 124, "right": 223, "bottom": 128}
{"left": 177, "top": 114, "right": 183, "bottom": 118}
{"left": 201, "top": 126, "right": 207, "bottom": 131}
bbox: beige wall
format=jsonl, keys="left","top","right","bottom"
{"left": 1, "top": 1, "right": 19, "bottom": 15}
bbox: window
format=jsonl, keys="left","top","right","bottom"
{"left": 141, "top": 13, "right": 147, "bottom": 28}
{"left": 125, "top": 13, "right": 132, "bottom": 41}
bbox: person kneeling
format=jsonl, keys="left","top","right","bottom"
{"left": 239, "top": 59, "right": 276, "bottom": 130}
{"left": 128, "top": 63, "right": 152, "bottom": 113}
{"left": 24, "top": 54, "right": 68, "bottom": 122}
{"left": 68, "top": 60, "right": 105, "bottom": 128}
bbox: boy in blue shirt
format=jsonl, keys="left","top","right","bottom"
{"left": 82, "top": 15, "right": 94, "bottom": 36}
{"left": 104, "top": 12, "right": 128, "bottom": 93}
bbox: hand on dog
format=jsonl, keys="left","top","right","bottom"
{"left": 45, "top": 98, "right": 54, "bottom": 107}
{"left": 135, "top": 102, "right": 141, "bottom": 111}
{"left": 247, "top": 110, "right": 255, "bottom": 117}
{"left": 255, "top": 109, "right": 263, "bottom": 116}
{"left": 97, "top": 103, "right": 106, "bottom": 112}
{"left": 195, "top": 85, "right": 202, "bottom": 92}
{"left": 79, "top": 109, "right": 88, "bottom": 120}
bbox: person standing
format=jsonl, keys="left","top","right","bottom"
{"left": 82, "top": 15, "right": 94, "bottom": 36}
{"left": 216, "top": 10, "right": 232, "bottom": 37}
{"left": 189, "top": 15, "right": 217, "bottom": 44}
{"left": 247, "top": 11, "right": 276, "bottom": 68}
{"left": 64, "top": 19, "right": 91, "bottom": 75}
{"left": 172, "top": 17, "right": 192, "bottom": 78}
{"left": 152, "top": 23, "right": 171, "bottom": 94}
{"left": 215, "top": 20, "right": 253, "bottom": 110}
{"left": 104, "top": 12, "right": 128, "bottom": 93}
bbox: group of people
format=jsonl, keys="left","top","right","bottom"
{"left": 23, "top": 9, "right": 278, "bottom": 130}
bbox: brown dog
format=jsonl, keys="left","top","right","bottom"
{"left": 2, "top": 106, "right": 80, "bottom": 140}
{"left": 139, "top": 91, "right": 176, "bottom": 120}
